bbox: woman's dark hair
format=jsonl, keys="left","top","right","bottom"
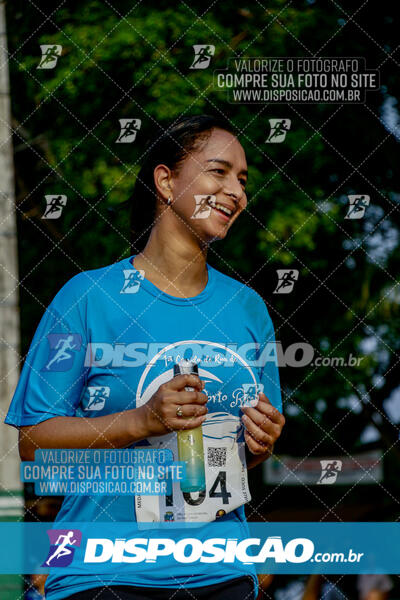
{"left": 129, "top": 114, "right": 237, "bottom": 253}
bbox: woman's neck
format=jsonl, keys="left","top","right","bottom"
{"left": 132, "top": 227, "right": 209, "bottom": 298}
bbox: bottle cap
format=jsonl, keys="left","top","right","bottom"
{"left": 173, "top": 360, "right": 199, "bottom": 377}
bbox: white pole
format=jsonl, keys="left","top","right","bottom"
{"left": 0, "top": 0, "right": 24, "bottom": 518}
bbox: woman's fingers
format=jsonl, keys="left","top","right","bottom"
{"left": 241, "top": 406, "right": 281, "bottom": 438}
{"left": 175, "top": 391, "right": 208, "bottom": 406}
{"left": 244, "top": 429, "right": 273, "bottom": 455}
{"left": 174, "top": 403, "right": 208, "bottom": 418}
{"left": 171, "top": 393, "right": 208, "bottom": 430}
{"left": 245, "top": 392, "right": 285, "bottom": 426}
{"left": 174, "top": 416, "right": 208, "bottom": 430}
{"left": 241, "top": 393, "right": 285, "bottom": 447}
{"left": 165, "top": 374, "right": 204, "bottom": 392}
{"left": 241, "top": 413, "right": 275, "bottom": 446}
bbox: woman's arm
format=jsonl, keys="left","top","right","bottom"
{"left": 18, "top": 406, "right": 149, "bottom": 461}
{"left": 18, "top": 373, "right": 207, "bottom": 461}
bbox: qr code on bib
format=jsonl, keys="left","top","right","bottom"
{"left": 207, "top": 447, "right": 227, "bottom": 467}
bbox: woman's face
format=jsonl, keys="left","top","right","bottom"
{"left": 166, "top": 127, "right": 248, "bottom": 243}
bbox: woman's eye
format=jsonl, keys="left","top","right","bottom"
{"left": 211, "top": 169, "right": 225, "bottom": 175}
{"left": 239, "top": 179, "right": 247, "bottom": 188}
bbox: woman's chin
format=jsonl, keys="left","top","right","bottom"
{"left": 194, "top": 219, "right": 231, "bottom": 243}
{"left": 206, "top": 228, "right": 229, "bottom": 243}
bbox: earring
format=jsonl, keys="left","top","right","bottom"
{"left": 166, "top": 196, "right": 173, "bottom": 205}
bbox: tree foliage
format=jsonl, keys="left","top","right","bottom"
{"left": 6, "top": 0, "right": 400, "bottom": 513}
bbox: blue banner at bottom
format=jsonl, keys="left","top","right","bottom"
{"left": 0, "top": 522, "right": 398, "bottom": 574}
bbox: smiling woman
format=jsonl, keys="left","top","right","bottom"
{"left": 5, "top": 114, "right": 284, "bottom": 600}
{"left": 130, "top": 115, "right": 249, "bottom": 298}
{"left": 130, "top": 115, "right": 247, "bottom": 244}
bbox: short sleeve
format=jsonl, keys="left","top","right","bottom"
{"left": 4, "top": 276, "right": 88, "bottom": 429}
{"left": 253, "top": 292, "right": 283, "bottom": 414}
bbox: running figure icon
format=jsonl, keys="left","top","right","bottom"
{"left": 45, "top": 531, "right": 77, "bottom": 566}
{"left": 266, "top": 119, "right": 291, "bottom": 143}
{"left": 42, "top": 195, "right": 67, "bottom": 219}
{"left": 274, "top": 269, "right": 299, "bottom": 294}
{"left": 317, "top": 460, "right": 343, "bottom": 484}
{"left": 268, "top": 120, "right": 290, "bottom": 141}
{"left": 45, "top": 335, "right": 77, "bottom": 370}
{"left": 345, "top": 195, "right": 370, "bottom": 219}
{"left": 192, "top": 45, "right": 213, "bottom": 68}
{"left": 116, "top": 119, "right": 141, "bottom": 143}
{"left": 38, "top": 45, "right": 62, "bottom": 69}
{"left": 190, "top": 45, "right": 215, "bottom": 69}
{"left": 120, "top": 269, "right": 144, "bottom": 293}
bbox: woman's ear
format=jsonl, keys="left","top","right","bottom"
{"left": 153, "top": 164, "right": 174, "bottom": 203}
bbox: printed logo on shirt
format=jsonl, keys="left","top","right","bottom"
{"left": 42, "top": 334, "right": 82, "bottom": 372}
{"left": 136, "top": 340, "right": 262, "bottom": 447}
{"left": 83, "top": 386, "right": 110, "bottom": 411}
{"left": 134, "top": 340, "right": 269, "bottom": 523}
{"left": 120, "top": 269, "right": 145, "bottom": 294}
{"left": 42, "top": 529, "right": 82, "bottom": 567}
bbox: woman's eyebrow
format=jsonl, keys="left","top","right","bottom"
{"left": 205, "top": 158, "right": 248, "bottom": 177}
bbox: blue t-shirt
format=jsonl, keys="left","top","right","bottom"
{"left": 5, "top": 255, "right": 282, "bottom": 600}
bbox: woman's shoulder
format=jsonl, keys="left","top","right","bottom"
{"left": 210, "top": 263, "right": 267, "bottom": 307}
{"left": 49, "top": 258, "right": 126, "bottom": 311}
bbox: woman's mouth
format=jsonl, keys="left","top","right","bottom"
{"left": 206, "top": 196, "right": 235, "bottom": 222}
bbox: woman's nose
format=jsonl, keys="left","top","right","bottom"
{"left": 224, "top": 178, "right": 243, "bottom": 201}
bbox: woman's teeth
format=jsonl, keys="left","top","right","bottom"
{"left": 206, "top": 197, "right": 233, "bottom": 216}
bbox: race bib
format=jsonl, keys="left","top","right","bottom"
{"left": 135, "top": 412, "right": 251, "bottom": 524}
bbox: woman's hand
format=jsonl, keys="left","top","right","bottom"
{"left": 241, "top": 392, "right": 285, "bottom": 457}
{"left": 138, "top": 374, "right": 208, "bottom": 437}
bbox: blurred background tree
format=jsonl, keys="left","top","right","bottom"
{"left": 5, "top": 0, "right": 400, "bottom": 520}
